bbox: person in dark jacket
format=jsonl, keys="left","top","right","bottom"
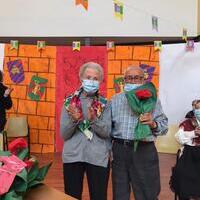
{"left": 0, "top": 70, "right": 13, "bottom": 132}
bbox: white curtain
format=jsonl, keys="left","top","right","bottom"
{"left": 159, "top": 42, "right": 200, "bottom": 125}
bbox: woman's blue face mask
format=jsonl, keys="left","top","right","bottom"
{"left": 82, "top": 79, "right": 99, "bottom": 93}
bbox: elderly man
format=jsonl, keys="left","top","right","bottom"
{"left": 111, "top": 66, "right": 168, "bottom": 200}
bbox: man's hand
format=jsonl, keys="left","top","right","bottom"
{"left": 67, "top": 104, "right": 82, "bottom": 122}
{"left": 139, "top": 112, "right": 157, "bottom": 129}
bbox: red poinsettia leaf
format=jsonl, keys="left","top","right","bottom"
{"left": 8, "top": 138, "right": 28, "bottom": 155}
{"left": 135, "top": 89, "right": 152, "bottom": 100}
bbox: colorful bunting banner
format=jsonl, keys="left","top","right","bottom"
{"left": 72, "top": 41, "right": 81, "bottom": 51}
{"left": 152, "top": 16, "right": 158, "bottom": 31}
{"left": 37, "top": 41, "right": 46, "bottom": 50}
{"left": 154, "top": 41, "right": 162, "bottom": 51}
{"left": 10, "top": 40, "right": 19, "bottom": 50}
{"left": 106, "top": 41, "right": 115, "bottom": 51}
{"left": 28, "top": 76, "right": 48, "bottom": 101}
{"left": 114, "top": 0, "right": 123, "bottom": 20}
{"left": 186, "top": 40, "right": 194, "bottom": 52}
{"left": 75, "top": 0, "right": 88, "bottom": 10}
{"left": 7, "top": 60, "right": 25, "bottom": 83}
{"left": 182, "top": 28, "right": 187, "bottom": 41}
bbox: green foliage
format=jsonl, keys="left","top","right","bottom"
{"left": 0, "top": 139, "right": 52, "bottom": 200}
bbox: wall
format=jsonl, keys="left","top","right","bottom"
{"left": 107, "top": 45, "right": 159, "bottom": 99}
{"left": 3, "top": 44, "right": 56, "bottom": 153}
{"left": 198, "top": 0, "right": 200, "bottom": 35}
{"left": 0, "top": 0, "right": 198, "bottom": 37}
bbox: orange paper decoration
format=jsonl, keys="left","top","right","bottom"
{"left": 76, "top": 0, "right": 88, "bottom": 10}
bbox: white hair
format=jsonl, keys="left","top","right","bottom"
{"left": 124, "top": 66, "right": 144, "bottom": 76}
{"left": 79, "top": 62, "right": 103, "bottom": 81}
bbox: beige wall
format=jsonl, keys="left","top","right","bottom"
{"left": 198, "top": 0, "right": 200, "bottom": 35}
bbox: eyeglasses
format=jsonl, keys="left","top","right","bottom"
{"left": 124, "top": 75, "right": 144, "bottom": 82}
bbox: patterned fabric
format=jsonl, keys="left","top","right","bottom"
{"left": 7, "top": 59, "right": 25, "bottom": 83}
{"left": 28, "top": 76, "right": 48, "bottom": 101}
{"left": 179, "top": 118, "right": 200, "bottom": 145}
{"left": 111, "top": 92, "right": 168, "bottom": 141}
{"left": 64, "top": 88, "right": 107, "bottom": 134}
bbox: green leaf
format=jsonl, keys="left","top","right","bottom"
{"left": 36, "top": 162, "right": 52, "bottom": 181}
{"left": 27, "top": 162, "right": 39, "bottom": 184}
{"left": 3, "top": 190, "right": 23, "bottom": 200}
{"left": 11, "top": 169, "right": 27, "bottom": 193}
{"left": 17, "top": 148, "right": 28, "bottom": 160}
{"left": 0, "top": 151, "right": 11, "bottom": 156}
{"left": 28, "top": 180, "right": 43, "bottom": 188}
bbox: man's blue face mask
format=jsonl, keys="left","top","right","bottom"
{"left": 82, "top": 79, "right": 99, "bottom": 94}
{"left": 124, "top": 83, "right": 142, "bottom": 92}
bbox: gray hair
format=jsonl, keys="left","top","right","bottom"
{"left": 79, "top": 62, "right": 103, "bottom": 81}
{"left": 124, "top": 66, "right": 144, "bottom": 76}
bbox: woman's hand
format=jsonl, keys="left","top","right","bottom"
{"left": 87, "top": 107, "right": 96, "bottom": 122}
{"left": 67, "top": 104, "right": 82, "bottom": 122}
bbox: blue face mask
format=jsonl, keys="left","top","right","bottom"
{"left": 124, "top": 83, "right": 142, "bottom": 92}
{"left": 194, "top": 109, "right": 200, "bottom": 120}
{"left": 82, "top": 79, "right": 99, "bottom": 94}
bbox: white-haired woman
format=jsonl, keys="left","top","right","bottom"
{"left": 60, "top": 62, "right": 111, "bottom": 200}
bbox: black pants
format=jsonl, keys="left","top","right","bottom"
{"left": 63, "top": 162, "right": 110, "bottom": 200}
{"left": 112, "top": 141, "right": 160, "bottom": 200}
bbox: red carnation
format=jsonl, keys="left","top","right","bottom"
{"left": 135, "top": 89, "right": 152, "bottom": 100}
{"left": 8, "top": 138, "right": 28, "bottom": 155}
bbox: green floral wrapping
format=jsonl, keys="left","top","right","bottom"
{"left": 125, "top": 82, "right": 157, "bottom": 151}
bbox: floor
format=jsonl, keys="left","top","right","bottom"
{"left": 36, "top": 152, "right": 177, "bottom": 200}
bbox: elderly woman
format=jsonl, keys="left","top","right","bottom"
{"left": 171, "top": 99, "right": 200, "bottom": 200}
{"left": 60, "top": 62, "right": 111, "bottom": 200}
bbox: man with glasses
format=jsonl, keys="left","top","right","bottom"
{"left": 111, "top": 66, "right": 168, "bottom": 200}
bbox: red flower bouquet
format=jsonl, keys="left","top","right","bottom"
{"left": 0, "top": 137, "right": 52, "bottom": 200}
{"left": 125, "top": 82, "right": 157, "bottom": 151}
{"left": 135, "top": 89, "right": 152, "bottom": 100}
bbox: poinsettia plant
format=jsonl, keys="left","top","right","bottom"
{"left": 0, "top": 136, "right": 52, "bottom": 200}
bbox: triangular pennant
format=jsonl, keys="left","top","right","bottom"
{"left": 152, "top": 16, "right": 158, "bottom": 31}
{"left": 37, "top": 41, "right": 46, "bottom": 50}
{"left": 182, "top": 28, "right": 187, "bottom": 41}
{"left": 72, "top": 41, "right": 81, "bottom": 51}
{"left": 10, "top": 40, "right": 19, "bottom": 50}
{"left": 114, "top": 0, "right": 123, "bottom": 20}
{"left": 154, "top": 41, "right": 162, "bottom": 51}
{"left": 75, "top": 0, "right": 88, "bottom": 10}
{"left": 186, "top": 40, "right": 194, "bottom": 52}
{"left": 106, "top": 41, "right": 115, "bottom": 51}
